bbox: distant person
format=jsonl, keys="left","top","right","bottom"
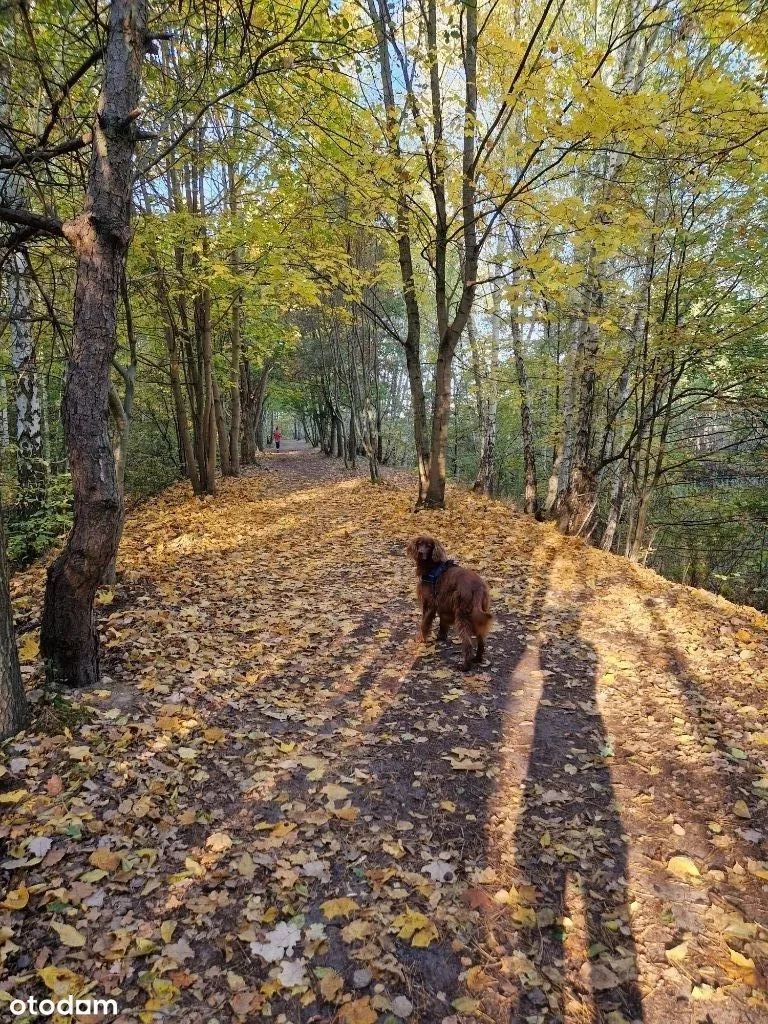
{"left": 273, "top": 427, "right": 282, "bottom": 451}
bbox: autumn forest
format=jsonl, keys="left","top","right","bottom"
{"left": 0, "top": 0, "right": 767, "bottom": 1021}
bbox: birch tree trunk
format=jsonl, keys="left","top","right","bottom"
{"left": 40, "top": 0, "right": 148, "bottom": 687}
{"left": 0, "top": 377, "right": 8, "bottom": 450}
{"left": 8, "top": 253, "right": 45, "bottom": 509}
{"left": 0, "top": 43, "right": 45, "bottom": 510}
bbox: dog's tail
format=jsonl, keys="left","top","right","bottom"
{"left": 474, "top": 591, "right": 493, "bottom": 633}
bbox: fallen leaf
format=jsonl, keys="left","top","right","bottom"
{"left": 1, "top": 885, "right": 29, "bottom": 910}
{"left": 321, "top": 897, "right": 359, "bottom": 920}
{"left": 338, "top": 997, "right": 377, "bottom": 1024}
{"left": 667, "top": 855, "right": 700, "bottom": 879}
{"left": 51, "top": 922, "right": 86, "bottom": 948}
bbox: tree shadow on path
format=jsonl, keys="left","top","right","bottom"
{"left": 509, "top": 603, "right": 644, "bottom": 1024}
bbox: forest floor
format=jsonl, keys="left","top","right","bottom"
{"left": 2, "top": 445, "right": 768, "bottom": 1024}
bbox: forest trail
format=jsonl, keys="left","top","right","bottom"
{"left": 3, "top": 450, "right": 768, "bottom": 1024}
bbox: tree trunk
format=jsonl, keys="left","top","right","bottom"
{"left": 0, "top": 50, "right": 46, "bottom": 511}
{"left": 40, "top": 0, "right": 148, "bottom": 688}
{"left": 601, "top": 464, "right": 627, "bottom": 553}
{"left": 511, "top": 312, "right": 539, "bottom": 516}
{"left": 0, "top": 377, "right": 8, "bottom": 450}
{"left": 7, "top": 253, "right": 45, "bottom": 511}
{"left": 212, "top": 371, "right": 230, "bottom": 476}
{"left": 367, "top": 0, "right": 429, "bottom": 504}
{"left": 227, "top": 135, "right": 242, "bottom": 476}
{"left": 166, "top": 322, "right": 201, "bottom": 494}
{"left": 555, "top": 268, "right": 601, "bottom": 535}
{"left": 103, "top": 275, "right": 137, "bottom": 584}
{"left": 424, "top": 0, "right": 478, "bottom": 509}
{"left": 0, "top": 502, "right": 25, "bottom": 739}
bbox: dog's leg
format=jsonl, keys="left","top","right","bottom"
{"left": 437, "top": 616, "right": 450, "bottom": 642}
{"left": 474, "top": 634, "right": 485, "bottom": 663}
{"left": 420, "top": 608, "right": 436, "bottom": 642}
{"left": 457, "top": 617, "right": 474, "bottom": 670}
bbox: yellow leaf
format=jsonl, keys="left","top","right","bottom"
{"left": 321, "top": 897, "right": 359, "bottom": 920}
{"left": 322, "top": 783, "right": 350, "bottom": 801}
{"left": 392, "top": 907, "right": 438, "bottom": 946}
{"left": 729, "top": 948, "right": 755, "bottom": 970}
{"left": 160, "top": 921, "right": 177, "bottom": 943}
{"left": 412, "top": 924, "right": 438, "bottom": 947}
{"left": 1, "top": 885, "right": 29, "bottom": 910}
{"left": 332, "top": 803, "right": 360, "bottom": 821}
{"left": 667, "top": 855, "right": 700, "bottom": 879}
{"left": 665, "top": 942, "right": 688, "bottom": 963}
{"left": 341, "top": 919, "right": 374, "bottom": 943}
{"left": 132, "top": 937, "right": 158, "bottom": 956}
{"left": 0, "top": 789, "right": 27, "bottom": 804}
{"left": 18, "top": 634, "right": 39, "bottom": 662}
{"left": 733, "top": 800, "right": 750, "bottom": 819}
{"left": 338, "top": 997, "right": 377, "bottom": 1024}
{"left": 95, "top": 589, "right": 114, "bottom": 606}
{"left": 185, "top": 857, "right": 205, "bottom": 877}
{"left": 318, "top": 969, "right": 344, "bottom": 1001}
{"left": 38, "top": 966, "right": 82, "bottom": 994}
{"left": 237, "top": 852, "right": 255, "bottom": 878}
{"left": 206, "top": 831, "right": 233, "bottom": 853}
{"left": 89, "top": 849, "right": 121, "bottom": 871}
{"left": 512, "top": 906, "right": 537, "bottom": 927}
{"left": 452, "top": 997, "right": 480, "bottom": 1014}
{"left": 51, "top": 922, "right": 86, "bottom": 947}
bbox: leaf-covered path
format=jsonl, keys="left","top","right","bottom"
{"left": 3, "top": 449, "right": 768, "bottom": 1024}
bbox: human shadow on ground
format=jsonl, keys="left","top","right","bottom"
{"left": 509, "top": 603, "right": 644, "bottom": 1023}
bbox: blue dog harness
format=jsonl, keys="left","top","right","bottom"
{"left": 422, "top": 560, "right": 456, "bottom": 588}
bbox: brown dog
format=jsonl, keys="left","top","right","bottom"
{"left": 406, "top": 535, "right": 492, "bottom": 670}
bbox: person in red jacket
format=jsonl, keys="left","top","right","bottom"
{"left": 273, "top": 427, "right": 282, "bottom": 451}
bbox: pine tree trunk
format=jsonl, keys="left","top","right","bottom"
{"left": 40, "top": 0, "right": 148, "bottom": 687}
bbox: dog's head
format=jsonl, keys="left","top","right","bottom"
{"left": 406, "top": 535, "right": 448, "bottom": 569}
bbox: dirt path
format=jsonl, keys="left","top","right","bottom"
{"left": 2, "top": 450, "right": 767, "bottom": 1024}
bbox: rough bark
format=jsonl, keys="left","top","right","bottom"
{"left": 166, "top": 320, "right": 201, "bottom": 494}
{"left": 103, "top": 275, "right": 137, "bottom": 584}
{"left": 0, "top": 501, "right": 26, "bottom": 739}
{"left": 40, "top": 0, "right": 148, "bottom": 687}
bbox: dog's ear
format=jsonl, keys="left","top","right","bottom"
{"left": 405, "top": 537, "right": 417, "bottom": 560}
{"left": 430, "top": 538, "right": 448, "bottom": 562}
